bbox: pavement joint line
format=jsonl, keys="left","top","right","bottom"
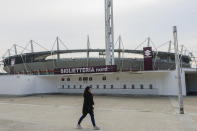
{"left": 169, "top": 97, "right": 197, "bottom": 130}
{"left": 0, "top": 101, "right": 9, "bottom": 103}
{"left": 0, "top": 102, "right": 142, "bottom": 112}
{"left": 188, "top": 112, "right": 197, "bottom": 116}
{"left": 0, "top": 102, "right": 174, "bottom": 116}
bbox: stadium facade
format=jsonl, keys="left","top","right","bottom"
{"left": 1, "top": 38, "right": 197, "bottom": 96}
{"left": 0, "top": 0, "right": 197, "bottom": 96}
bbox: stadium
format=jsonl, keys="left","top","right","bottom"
{"left": 0, "top": 0, "right": 196, "bottom": 97}
{"left": 1, "top": 37, "right": 193, "bottom": 74}
{"left": 0, "top": 35, "right": 196, "bottom": 96}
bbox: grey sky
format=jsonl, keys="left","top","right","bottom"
{"left": 0, "top": 0, "right": 196, "bottom": 57}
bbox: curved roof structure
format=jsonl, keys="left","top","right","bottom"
{"left": 3, "top": 48, "right": 191, "bottom": 65}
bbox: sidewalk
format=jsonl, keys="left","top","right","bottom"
{"left": 0, "top": 95, "right": 196, "bottom": 131}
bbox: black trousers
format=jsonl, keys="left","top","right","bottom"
{"left": 78, "top": 112, "right": 96, "bottom": 126}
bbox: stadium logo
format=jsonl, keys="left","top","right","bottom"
{"left": 144, "top": 49, "right": 152, "bottom": 58}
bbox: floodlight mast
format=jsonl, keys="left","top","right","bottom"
{"left": 173, "top": 26, "right": 184, "bottom": 114}
{"left": 105, "top": 0, "right": 115, "bottom": 65}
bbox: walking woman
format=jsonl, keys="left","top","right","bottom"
{"left": 77, "top": 86, "right": 100, "bottom": 130}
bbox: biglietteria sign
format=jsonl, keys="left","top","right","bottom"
{"left": 54, "top": 65, "right": 117, "bottom": 74}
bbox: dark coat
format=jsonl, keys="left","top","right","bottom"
{"left": 82, "top": 92, "right": 94, "bottom": 114}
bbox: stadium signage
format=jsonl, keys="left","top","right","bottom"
{"left": 143, "top": 47, "right": 153, "bottom": 70}
{"left": 54, "top": 65, "right": 117, "bottom": 74}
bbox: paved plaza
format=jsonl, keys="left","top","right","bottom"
{"left": 0, "top": 94, "right": 197, "bottom": 131}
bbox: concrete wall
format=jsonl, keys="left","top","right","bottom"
{"left": 0, "top": 70, "right": 189, "bottom": 96}
{"left": 55, "top": 72, "right": 159, "bottom": 95}
{"left": 0, "top": 75, "right": 58, "bottom": 95}
{"left": 155, "top": 71, "right": 186, "bottom": 96}
{"left": 0, "top": 75, "right": 36, "bottom": 95}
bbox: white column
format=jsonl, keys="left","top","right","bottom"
{"left": 30, "top": 40, "right": 34, "bottom": 53}
{"left": 8, "top": 49, "right": 11, "bottom": 57}
{"left": 87, "top": 35, "right": 90, "bottom": 67}
{"left": 147, "top": 37, "right": 150, "bottom": 47}
{"left": 168, "top": 41, "right": 171, "bottom": 53}
{"left": 14, "top": 44, "right": 17, "bottom": 55}
{"left": 57, "top": 37, "right": 60, "bottom": 60}
{"left": 118, "top": 35, "right": 121, "bottom": 60}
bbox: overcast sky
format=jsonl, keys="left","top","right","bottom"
{"left": 0, "top": 0, "right": 196, "bottom": 57}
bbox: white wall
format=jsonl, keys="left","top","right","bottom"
{"left": 154, "top": 71, "right": 186, "bottom": 96}
{"left": 0, "top": 75, "right": 58, "bottom": 95}
{"left": 0, "top": 75, "right": 36, "bottom": 95}
{"left": 34, "top": 76, "right": 58, "bottom": 94}
{"left": 0, "top": 70, "right": 189, "bottom": 96}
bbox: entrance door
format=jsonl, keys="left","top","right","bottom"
{"left": 185, "top": 73, "right": 197, "bottom": 95}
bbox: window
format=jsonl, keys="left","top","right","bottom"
{"left": 89, "top": 77, "right": 93, "bottom": 81}
{"left": 123, "top": 84, "right": 127, "bottom": 89}
{"left": 140, "top": 84, "right": 144, "bottom": 89}
{"left": 80, "top": 85, "right": 82, "bottom": 89}
{"left": 73, "top": 85, "right": 76, "bottom": 89}
{"left": 79, "top": 77, "right": 82, "bottom": 81}
{"left": 67, "top": 78, "right": 70, "bottom": 81}
{"left": 111, "top": 85, "right": 114, "bottom": 89}
{"left": 103, "top": 85, "right": 106, "bottom": 89}
{"left": 62, "top": 85, "right": 64, "bottom": 89}
{"left": 83, "top": 77, "right": 88, "bottom": 81}
{"left": 102, "top": 76, "right": 106, "bottom": 81}
{"left": 132, "top": 84, "right": 135, "bottom": 89}
{"left": 61, "top": 78, "right": 65, "bottom": 81}
{"left": 68, "top": 85, "right": 70, "bottom": 89}
{"left": 149, "top": 84, "right": 153, "bottom": 89}
{"left": 96, "top": 85, "right": 99, "bottom": 89}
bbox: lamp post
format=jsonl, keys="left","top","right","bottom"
{"left": 173, "top": 26, "right": 184, "bottom": 114}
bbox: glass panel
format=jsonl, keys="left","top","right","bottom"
{"left": 149, "top": 84, "right": 153, "bottom": 89}
{"left": 102, "top": 76, "right": 106, "bottom": 81}
{"left": 140, "top": 84, "right": 144, "bottom": 89}
{"left": 83, "top": 77, "right": 88, "bottom": 81}
{"left": 97, "top": 85, "right": 99, "bottom": 89}
{"left": 89, "top": 77, "right": 93, "bottom": 81}
{"left": 132, "top": 84, "right": 135, "bottom": 89}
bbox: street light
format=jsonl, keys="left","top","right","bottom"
{"left": 173, "top": 26, "right": 184, "bottom": 114}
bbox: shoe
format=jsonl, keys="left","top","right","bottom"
{"left": 76, "top": 124, "right": 82, "bottom": 129}
{"left": 93, "top": 126, "right": 100, "bottom": 130}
